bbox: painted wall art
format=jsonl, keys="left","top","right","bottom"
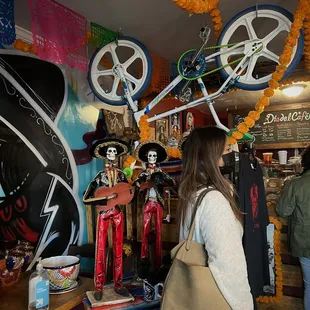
{"left": 0, "top": 50, "right": 104, "bottom": 269}
{"left": 169, "top": 112, "right": 181, "bottom": 140}
{"left": 155, "top": 118, "right": 168, "bottom": 145}
{"left": 183, "top": 111, "right": 195, "bottom": 135}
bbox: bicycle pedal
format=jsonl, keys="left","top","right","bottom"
{"left": 179, "top": 87, "right": 192, "bottom": 102}
{"left": 199, "top": 25, "right": 211, "bottom": 42}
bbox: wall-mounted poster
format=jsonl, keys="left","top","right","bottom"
{"left": 183, "top": 111, "right": 195, "bottom": 135}
{"left": 155, "top": 118, "right": 168, "bottom": 145}
{"left": 169, "top": 112, "right": 181, "bottom": 139}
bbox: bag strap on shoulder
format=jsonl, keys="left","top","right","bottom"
{"left": 185, "top": 188, "right": 215, "bottom": 250}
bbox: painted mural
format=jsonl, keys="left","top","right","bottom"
{"left": 0, "top": 49, "right": 104, "bottom": 269}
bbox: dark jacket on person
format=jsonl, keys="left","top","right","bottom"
{"left": 276, "top": 170, "right": 310, "bottom": 257}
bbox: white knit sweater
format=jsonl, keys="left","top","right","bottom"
{"left": 180, "top": 189, "right": 254, "bottom": 310}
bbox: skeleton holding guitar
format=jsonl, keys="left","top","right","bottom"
{"left": 83, "top": 136, "right": 176, "bottom": 302}
{"left": 83, "top": 137, "right": 134, "bottom": 301}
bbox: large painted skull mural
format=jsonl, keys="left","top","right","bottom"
{"left": 0, "top": 50, "right": 102, "bottom": 268}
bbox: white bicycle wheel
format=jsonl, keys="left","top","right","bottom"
{"left": 216, "top": 5, "right": 303, "bottom": 90}
{"left": 88, "top": 36, "right": 152, "bottom": 106}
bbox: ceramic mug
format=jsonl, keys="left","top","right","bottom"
{"left": 143, "top": 280, "right": 163, "bottom": 302}
{"left": 16, "top": 240, "right": 34, "bottom": 270}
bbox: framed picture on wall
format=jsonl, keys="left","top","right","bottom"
{"left": 155, "top": 118, "right": 168, "bottom": 145}
{"left": 169, "top": 112, "right": 181, "bottom": 139}
{"left": 183, "top": 111, "right": 195, "bottom": 134}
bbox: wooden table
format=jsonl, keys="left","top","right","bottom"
{"left": 83, "top": 297, "right": 160, "bottom": 310}
{"left": 0, "top": 271, "right": 94, "bottom": 310}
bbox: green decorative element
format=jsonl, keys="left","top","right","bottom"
{"left": 243, "top": 132, "right": 255, "bottom": 141}
{"left": 123, "top": 167, "right": 133, "bottom": 178}
{"left": 177, "top": 42, "right": 263, "bottom": 81}
{"left": 90, "top": 23, "right": 119, "bottom": 47}
{"left": 228, "top": 129, "right": 255, "bottom": 142}
{"left": 63, "top": 278, "right": 69, "bottom": 288}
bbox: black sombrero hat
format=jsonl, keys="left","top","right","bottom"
{"left": 90, "top": 138, "right": 130, "bottom": 159}
{"left": 135, "top": 140, "right": 168, "bottom": 163}
{"left": 178, "top": 136, "right": 188, "bottom": 153}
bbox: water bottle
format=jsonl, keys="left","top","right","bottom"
{"left": 28, "top": 258, "right": 49, "bottom": 310}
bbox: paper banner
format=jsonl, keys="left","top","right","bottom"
{"left": 0, "top": 0, "right": 16, "bottom": 45}
{"left": 90, "top": 22, "right": 118, "bottom": 48}
{"left": 27, "top": 0, "right": 88, "bottom": 71}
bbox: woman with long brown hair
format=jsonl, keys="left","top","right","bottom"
{"left": 179, "top": 126, "right": 253, "bottom": 309}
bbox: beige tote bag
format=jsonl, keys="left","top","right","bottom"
{"left": 161, "top": 188, "right": 231, "bottom": 310}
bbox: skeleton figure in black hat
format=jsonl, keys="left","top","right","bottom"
{"left": 133, "top": 141, "right": 175, "bottom": 271}
{"left": 178, "top": 136, "right": 187, "bottom": 154}
{"left": 83, "top": 138, "right": 131, "bottom": 300}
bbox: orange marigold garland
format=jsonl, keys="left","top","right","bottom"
{"left": 304, "top": 14, "right": 310, "bottom": 71}
{"left": 257, "top": 217, "right": 283, "bottom": 303}
{"left": 123, "top": 155, "right": 137, "bottom": 184}
{"left": 244, "top": 116, "right": 255, "bottom": 128}
{"left": 13, "top": 39, "right": 37, "bottom": 55}
{"left": 173, "top": 0, "right": 219, "bottom": 14}
{"left": 167, "top": 147, "right": 182, "bottom": 159}
{"left": 139, "top": 115, "right": 151, "bottom": 142}
{"left": 237, "top": 123, "right": 249, "bottom": 134}
{"left": 123, "top": 155, "right": 137, "bottom": 169}
{"left": 229, "top": 0, "right": 309, "bottom": 145}
{"left": 231, "top": 131, "right": 243, "bottom": 140}
{"left": 138, "top": 114, "right": 182, "bottom": 159}
{"left": 172, "top": 0, "right": 223, "bottom": 39}
{"left": 210, "top": 8, "right": 223, "bottom": 39}
{"left": 248, "top": 111, "right": 260, "bottom": 121}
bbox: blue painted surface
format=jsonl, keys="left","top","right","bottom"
{"left": 57, "top": 85, "right": 103, "bottom": 272}
{"left": 57, "top": 85, "right": 103, "bottom": 244}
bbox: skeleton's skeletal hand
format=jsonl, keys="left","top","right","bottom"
{"left": 164, "top": 214, "right": 171, "bottom": 223}
{"left": 100, "top": 173, "right": 109, "bottom": 185}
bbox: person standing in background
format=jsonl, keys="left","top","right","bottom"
{"left": 277, "top": 146, "right": 310, "bottom": 310}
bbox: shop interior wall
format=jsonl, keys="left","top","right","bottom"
{"left": 147, "top": 97, "right": 228, "bottom": 138}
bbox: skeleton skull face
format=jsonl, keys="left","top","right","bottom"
{"left": 147, "top": 150, "right": 157, "bottom": 164}
{"left": 106, "top": 147, "right": 117, "bottom": 161}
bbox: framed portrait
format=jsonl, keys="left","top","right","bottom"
{"left": 155, "top": 118, "right": 168, "bottom": 145}
{"left": 102, "top": 109, "right": 125, "bottom": 138}
{"left": 183, "top": 111, "right": 195, "bottom": 134}
{"left": 169, "top": 112, "right": 181, "bottom": 139}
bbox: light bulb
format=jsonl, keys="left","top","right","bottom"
{"left": 280, "top": 84, "right": 306, "bottom": 97}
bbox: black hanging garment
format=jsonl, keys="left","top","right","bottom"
{"left": 237, "top": 154, "right": 270, "bottom": 298}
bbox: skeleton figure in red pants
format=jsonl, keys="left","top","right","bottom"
{"left": 83, "top": 138, "right": 132, "bottom": 301}
{"left": 134, "top": 141, "right": 175, "bottom": 272}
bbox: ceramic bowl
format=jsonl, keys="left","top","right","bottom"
{"left": 41, "top": 255, "right": 80, "bottom": 290}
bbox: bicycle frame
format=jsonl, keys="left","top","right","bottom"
{"left": 120, "top": 39, "right": 262, "bottom": 133}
